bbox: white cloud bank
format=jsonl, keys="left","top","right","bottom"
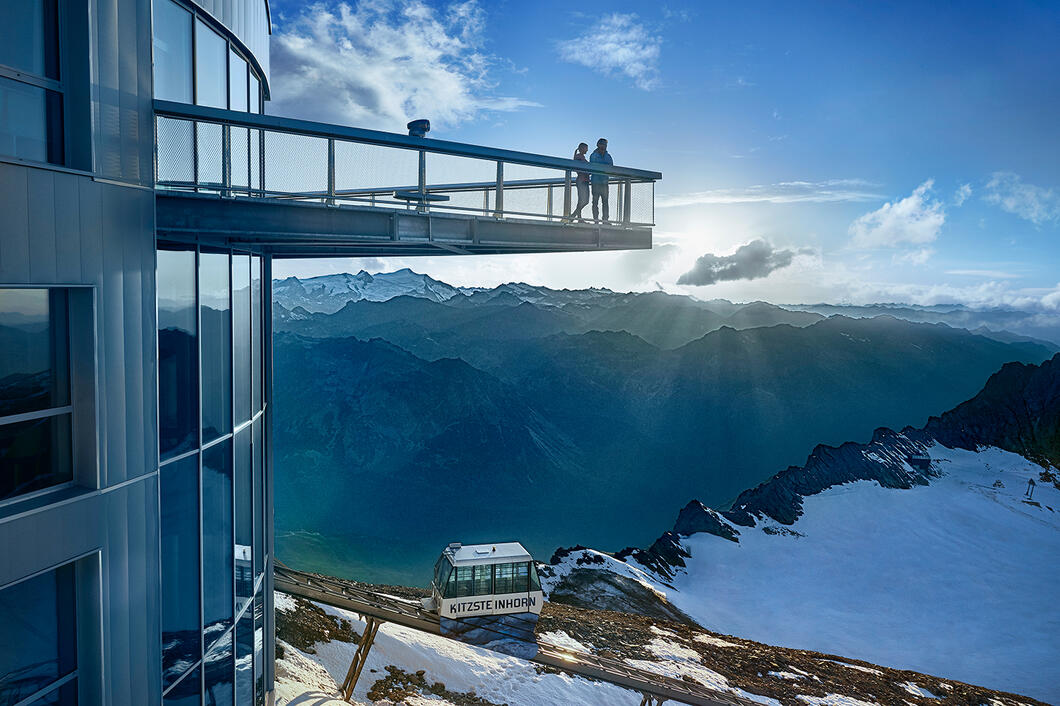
{"left": 557, "top": 14, "right": 662, "bottom": 91}
{"left": 984, "top": 172, "right": 1060, "bottom": 225}
{"left": 658, "top": 179, "right": 881, "bottom": 208}
{"left": 849, "top": 180, "right": 945, "bottom": 248}
{"left": 269, "top": 0, "right": 537, "bottom": 130}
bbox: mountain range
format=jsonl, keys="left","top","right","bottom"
{"left": 271, "top": 271, "right": 1057, "bottom": 586}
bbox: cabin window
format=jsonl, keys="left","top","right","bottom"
{"left": 512, "top": 563, "right": 530, "bottom": 593}
{"left": 529, "top": 563, "right": 541, "bottom": 592}
{"left": 452, "top": 566, "right": 473, "bottom": 598}
{"left": 493, "top": 563, "right": 515, "bottom": 594}
{"left": 472, "top": 565, "right": 493, "bottom": 596}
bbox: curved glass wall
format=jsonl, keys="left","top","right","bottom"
{"left": 158, "top": 243, "right": 267, "bottom": 705}
{"left": 152, "top": 0, "right": 265, "bottom": 112}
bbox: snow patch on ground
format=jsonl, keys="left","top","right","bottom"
{"left": 541, "top": 548, "right": 671, "bottom": 601}
{"left": 693, "top": 634, "right": 743, "bottom": 648}
{"left": 537, "top": 630, "right": 591, "bottom": 653}
{"left": 769, "top": 670, "right": 807, "bottom": 681}
{"left": 797, "top": 695, "right": 879, "bottom": 706}
{"left": 274, "top": 592, "right": 298, "bottom": 613}
{"left": 278, "top": 600, "right": 637, "bottom": 706}
{"left": 665, "top": 445, "right": 1060, "bottom": 702}
{"left": 817, "top": 660, "right": 883, "bottom": 676}
{"left": 900, "top": 681, "right": 940, "bottom": 699}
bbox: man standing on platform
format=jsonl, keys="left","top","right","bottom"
{"left": 590, "top": 138, "right": 613, "bottom": 223}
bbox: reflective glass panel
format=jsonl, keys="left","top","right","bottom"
{"left": 161, "top": 454, "right": 200, "bottom": 690}
{"left": 228, "top": 50, "right": 247, "bottom": 112}
{"left": 0, "top": 564, "right": 76, "bottom": 704}
{"left": 203, "top": 440, "right": 233, "bottom": 641}
{"left": 250, "top": 256, "right": 262, "bottom": 413}
{"left": 234, "top": 427, "right": 252, "bottom": 611}
{"left": 194, "top": 20, "right": 227, "bottom": 109}
{"left": 473, "top": 565, "right": 492, "bottom": 596}
{"left": 33, "top": 679, "right": 78, "bottom": 704}
{"left": 249, "top": 75, "right": 260, "bottom": 114}
{"left": 158, "top": 248, "right": 198, "bottom": 459}
{"left": 512, "top": 563, "right": 529, "bottom": 593}
{"left": 252, "top": 419, "right": 263, "bottom": 577}
{"left": 164, "top": 666, "right": 201, "bottom": 706}
{"left": 204, "top": 630, "right": 233, "bottom": 706}
{"left": 0, "top": 77, "right": 63, "bottom": 164}
{"left": 235, "top": 609, "right": 253, "bottom": 704}
{"left": 0, "top": 414, "right": 71, "bottom": 501}
{"left": 493, "top": 563, "right": 514, "bottom": 594}
{"left": 454, "top": 566, "right": 473, "bottom": 598}
{"left": 152, "top": 0, "right": 192, "bottom": 103}
{"left": 0, "top": 288, "right": 68, "bottom": 417}
{"left": 0, "top": 0, "right": 59, "bottom": 78}
{"left": 253, "top": 594, "right": 263, "bottom": 703}
{"left": 200, "top": 251, "right": 231, "bottom": 441}
{"left": 232, "top": 255, "right": 250, "bottom": 425}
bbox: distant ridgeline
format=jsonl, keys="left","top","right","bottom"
{"left": 269, "top": 270, "right": 1059, "bottom": 584}
{"left": 619, "top": 353, "right": 1060, "bottom": 581}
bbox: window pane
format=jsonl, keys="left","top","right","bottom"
{"left": 529, "top": 563, "right": 541, "bottom": 592}
{"left": 164, "top": 666, "right": 201, "bottom": 706}
{"left": 249, "top": 75, "right": 260, "bottom": 114}
{"left": 228, "top": 50, "right": 248, "bottom": 112}
{"left": 203, "top": 440, "right": 234, "bottom": 641}
{"left": 512, "top": 563, "right": 529, "bottom": 593}
{"left": 0, "top": 414, "right": 71, "bottom": 501}
{"left": 0, "top": 0, "right": 59, "bottom": 79}
{"left": 234, "top": 428, "right": 252, "bottom": 611}
{"left": 204, "top": 630, "right": 233, "bottom": 706}
{"left": 473, "top": 565, "right": 492, "bottom": 596}
{"left": 0, "top": 78, "right": 62, "bottom": 164}
{"left": 158, "top": 249, "right": 198, "bottom": 459}
{"left": 493, "top": 563, "right": 514, "bottom": 595}
{"left": 161, "top": 454, "right": 200, "bottom": 690}
{"left": 232, "top": 255, "right": 250, "bottom": 425}
{"left": 194, "top": 20, "right": 227, "bottom": 109}
{"left": 33, "top": 679, "right": 78, "bottom": 704}
{"left": 152, "top": 0, "right": 192, "bottom": 103}
{"left": 0, "top": 288, "right": 69, "bottom": 417}
{"left": 252, "top": 419, "right": 263, "bottom": 578}
{"left": 200, "top": 251, "right": 231, "bottom": 441}
{"left": 250, "top": 256, "right": 262, "bottom": 413}
{"left": 235, "top": 608, "right": 253, "bottom": 704}
{"left": 0, "top": 564, "right": 76, "bottom": 704}
{"left": 253, "top": 593, "right": 264, "bottom": 704}
{"left": 454, "top": 566, "right": 473, "bottom": 598}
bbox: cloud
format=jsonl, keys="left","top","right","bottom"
{"left": 983, "top": 172, "right": 1060, "bottom": 225}
{"left": 894, "top": 248, "right": 935, "bottom": 266}
{"left": 657, "top": 179, "right": 881, "bottom": 208}
{"left": 269, "top": 0, "right": 538, "bottom": 130}
{"left": 954, "top": 183, "right": 972, "bottom": 206}
{"left": 849, "top": 180, "right": 945, "bottom": 248}
{"left": 677, "top": 240, "right": 810, "bottom": 286}
{"left": 557, "top": 14, "right": 661, "bottom": 90}
{"left": 945, "top": 269, "right": 1022, "bottom": 279}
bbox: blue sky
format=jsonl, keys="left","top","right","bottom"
{"left": 267, "top": 0, "right": 1059, "bottom": 308}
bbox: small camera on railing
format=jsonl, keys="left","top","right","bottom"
{"left": 407, "top": 119, "right": 430, "bottom": 138}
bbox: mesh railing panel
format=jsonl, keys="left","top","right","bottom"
{"left": 156, "top": 117, "right": 194, "bottom": 184}
{"left": 335, "top": 141, "right": 418, "bottom": 194}
{"left": 264, "top": 131, "right": 327, "bottom": 194}
{"left": 231, "top": 126, "right": 250, "bottom": 191}
{"left": 196, "top": 122, "right": 223, "bottom": 187}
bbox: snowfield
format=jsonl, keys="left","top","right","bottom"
{"left": 637, "top": 445, "right": 1059, "bottom": 702}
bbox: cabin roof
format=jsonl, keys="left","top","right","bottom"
{"left": 444, "top": 542, "right": 532, "bottom": 566}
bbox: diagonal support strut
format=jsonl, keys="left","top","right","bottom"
{"left": 342, "top": 616, "right": 382, "bottom": 701}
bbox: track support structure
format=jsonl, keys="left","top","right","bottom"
{"left": 641, "top": 694, "right": 668, "bottom": 706}
{"left": 341, "top": 616, "right": 382, "bottom": 701}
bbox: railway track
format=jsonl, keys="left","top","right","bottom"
{"left": 274, "top": 565, "right": 762, "bottom": 706}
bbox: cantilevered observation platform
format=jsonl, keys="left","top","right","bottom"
{"left": 153, "top": 101, "right": 661, "bottom": 257}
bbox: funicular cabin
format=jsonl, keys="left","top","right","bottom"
{"left": 428, "top": 542, "right": 544, "bottom": 658}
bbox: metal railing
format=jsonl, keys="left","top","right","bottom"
{"left": 154, "top": 101, "right": 659, "bottom": 228}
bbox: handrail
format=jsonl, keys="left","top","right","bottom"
{"left": 153, "top": 100, "right": 662, "bottom": 181}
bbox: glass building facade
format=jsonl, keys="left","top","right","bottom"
{"left": 0, "top": 0, "right": 274, "bottom": 703}
{"left": 159, "top": 247, "right": 268, "bottom": 703}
